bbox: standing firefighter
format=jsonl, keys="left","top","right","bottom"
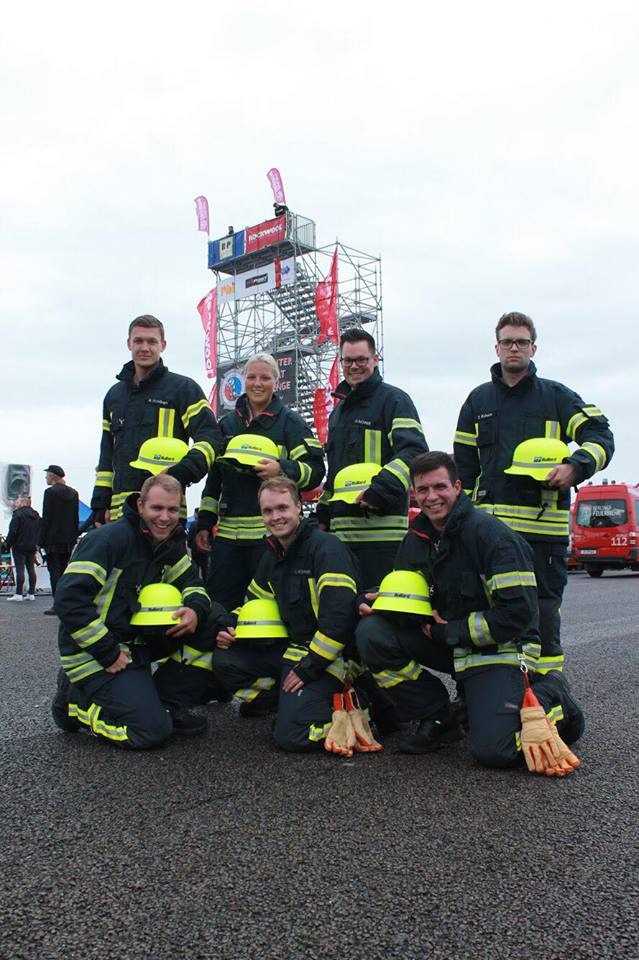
{"left": 454, "top": 312, "right": 614, "bottom": 671}
{"left": 356, "top": 452, "right": 584, "bottom": 774}
{"left": 90, "top": 314, "right": 220, "bottom": 523}
{"left": 317, "top": 328, "right": 428, "bottom": 591}
{"left": 195, "top": 353, "right": 325, "bottom": 611}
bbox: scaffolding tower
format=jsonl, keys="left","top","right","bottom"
{"left": 208, "top": 212, "right": 383, "bottom": 424}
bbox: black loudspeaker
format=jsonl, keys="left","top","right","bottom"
{"left": 4, "top": 464, "right": 31, "bottom": 503}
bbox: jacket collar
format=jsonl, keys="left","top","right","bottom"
{"left": 491, "top": 359, "right": 537, "bottom": 391}
{"left": 266, "top": 516, "right": 313, "bottom": 559}
{"left": 122, "top": 493, "right": 186, "bottom": 547}
{"left": 333, "top": 366, "right": 382, "bottom": 403}
{"left": 409, "top": 492, "right": 473, "bottom": 542}
{"left": 117, "top": 358, "right": 167, "bottom": 385}
{"left": 235, "top": 392, "right": 283, "bottom": 427}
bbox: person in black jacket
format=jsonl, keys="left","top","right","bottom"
{"left": 214, "top": 476, "right": 358, "bottom": 752}
{"left": 5, "top": 496, "right": 40, "bottom": 601}
{"left": 40, "top": 465, "right": 79, "bottom": 612}
{"left": 454, "top": 312, "right": 614, "bottom": 671}
{"left": 317, "top": 328, "right": 428, "bottom": 591}
{"left": 90, "top": 314, "right": 221, "bottom": 523}
{"left": 51, "top": 474, "right": 223, "bottom": 748}
{"left": 195, "top": 352, "right": 325, "bottom": 610}
{"left": 356, "top": 452, "right": 584, "bottom": 770}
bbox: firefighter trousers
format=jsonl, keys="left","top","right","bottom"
{"left": 345, "top": 540, "right": 400, "bottom": 593}
{"left": 66, "top": 647, "right": 209, "bottom": 750}
{"left": 206, "top": 537, "right": 268, "bottom": 611}
{"left": 214, "top": 641, "right": 343, "bottom": 752}
{"left": 530, "top": 540, "right": 568, "bottom": 670}
{"left": 356, "top": 613, "right": 579, "bottom": 769}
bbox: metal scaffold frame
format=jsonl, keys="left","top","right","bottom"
{"left": 210, "top": 214, "right": 383, "bottom": 425}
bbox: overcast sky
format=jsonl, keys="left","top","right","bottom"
{"left": 2, "top": 1, "right": 637, "bottom": 522}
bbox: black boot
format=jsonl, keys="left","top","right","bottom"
{"left": 51, "top": 669, "right": 81, "bottom": 732}
{"left": 546, "top": 671, "right": 585, "bottom": 745}
{"left": 398, "top": 705, "right": 462, "bottom": 755}
{"left": 168, "top": 706, "right": 208, "bottom": 736}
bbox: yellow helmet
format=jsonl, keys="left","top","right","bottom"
{"left": 130, "top": 583, "right": 182, "bottom": 626}
{"left": 504, "top": 438, "right": 571, "bottom": 481}
{"left": 372, "top": 570, "right": 432, "bottom": 617}
{"left": 218, "top": 434, "right": 280, "bottom": 472}
{"left": 130, "top": 437, "right": 190, "bottom": 475}
{"left": 330, "top": 462, "right": 382, "bottom": 503}
{"left": 234, "top": 598, "right": 289, "bottom": 640}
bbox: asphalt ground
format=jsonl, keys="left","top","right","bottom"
{"left": 1, "top": 572, "right": 638, "bottom": 960}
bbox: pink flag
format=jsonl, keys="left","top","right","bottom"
{"left": 313, "top": 353, "right": 340, "bottom": 444}
{"left": 194, "top": 196, "right": 210, "bottom": 234}
{"left": 266, "top": 168, "right": 286, "bottom": 205}
{"left": 315, "top": 248, "right": 339, "bottom": 345}
{"left": 197, "top": 288, "right": 218, "bottom": 413}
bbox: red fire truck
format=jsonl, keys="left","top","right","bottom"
{"left": 572, "top": 481, "right": 639, "bottom": 577}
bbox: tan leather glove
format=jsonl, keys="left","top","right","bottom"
{"left": 520, "top": 705, "right": 562, "bottom": 775}
{"left": 324, "top": 693, "right": 356, "bottom": 758}
{"left": 344, "top": 688, "right": 383, "bottom": 752}
{"left": 545, "top": 724, "right": 581, "bottom": 776}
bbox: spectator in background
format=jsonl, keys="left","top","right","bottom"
{"left": 40, "top": 465, "right": 79, "bottom": 615}
{"left": 5, "top": 495, "right": 40, "bottom": 602}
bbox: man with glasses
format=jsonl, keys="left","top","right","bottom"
{"left": 454, "top": 311, "right": 614, "bottom": 671}
{"left": 317, "top": 328, "right": 428, "bottom": 590}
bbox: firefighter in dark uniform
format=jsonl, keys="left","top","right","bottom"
{"left": 213, "top": 476, "right": 359, "bottom": 752}
{"left": 52, "top": 474, "right": 224, "bottom": 749}
{"left": 453, "top": 312, "right": 614, "bottom": 672}
{"left": 90, "top": 315, "right": 220, "bottom": 523}
{"left": 356, "top": 452, "right": 584, "bottom": 771}
{"left": 195, "top": 353, "right": 325, "bottom": 611}
{"left": 317, "top": 328, "right": 428, "bottom": 591}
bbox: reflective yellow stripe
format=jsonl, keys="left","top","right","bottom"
{"left": 282, "top": 646, "right": 349, "bottom": 682}
{"left": 384, "top": 458, "right": 410, "bottom": 490}
{"left": 192, "top": 441, "right": 215, "bottom": 469}
{"left": 247, "top": 579, "right": 275, "bottom": 601}
{"left": 157, "top": 407, "right": 176, "bottom": 437}
{"left": 317, "top": 572, "right": 357, "bottom": 594}
{"left": 535, "top": 653, "right": 565, "bottom": 674}
{"left": 372, "top": 660, "right": 423, "bottom": 688}
{"left": 200, "top": 497, "right": 219, "bottom": 513}
{"left": 454, "top": 429, "right": 477, "bottom": 447}
{"left": 454, "top": 641, "right": 540, "bottom": 674}
{"left": 163, "top": 555, "right": 192, "bottom": 584}
{"left": 170, "top": 644, "right": 213, "bottom": 671}
{"left": 290, "top": 443, "right": 306, "bottom": 461}
{"left": 388, "top": 418, "right": 424, "bottom": 443}
{"left": 308, "top": 578, "right": 319, "bottom": 619}
{"left": 475, "top": 503, "right": 569, "bottom": 538}
{"left": 579, "top": 441, "right": 606, "bottom": 471}
{"left": 95, "top": 470, "right": 114, "bottom": 488}
{"left": 309, "top": 631, "right": 344, "bottom": 661}
{"left": 69, "top": 702, "right": 128, "bottom": 742}
{"left": 71, "top": 617, "right": 109, "bottom": 648}
{"left": 309, "top": 721, "right": 332, "bottom": 742}
{"left": 486, "top": 571, "right": 537, "bottom": 592}
{"left": 468, "top": 612, "right": 492, "bottom": 647}
{"left": 60, "top": 654, "right": 103, "bottom": 683}
{"left": 217, "top": 516, "right": 267, "bottom": 540}
{"left": 296, "top": 461, "right": 312, "bottom": 488}
{"left": 102, "top": 418, "right": 111, "bottom": 433}
{"left": 65, "top": 561, "right": 107, "bottom": 586}
{"left": 306, "top": 437, "right": 323, "bottom": 450}
{"left": 96, "top": 568, "right": 123, "bottom": 622}
{"left": 544, "top": 420, "right": 561, "bottom": 440}
{"left": 182, "top": 586, "right": 209, "bottom": 603}
{"left": 182, "top": 398, "right": 210, "bottom": 428}
{"left": 234, "top": 677, "right": 277, "bottom": 702}
{"left": 364, "top": 429, "right": 382, "bottom": 465}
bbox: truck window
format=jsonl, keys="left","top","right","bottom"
{"left": 576, "top": 498, "right": 627, "bottom": 528}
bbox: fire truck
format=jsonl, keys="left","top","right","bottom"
{"left": 572, "top": 481, "right": 639, "bottom": 577}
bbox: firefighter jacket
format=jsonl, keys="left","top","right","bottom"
{"left": 54, "top": 496, "right": 211, "bottom": 684}
{"left": 91, "top": 360, "right": 220, "bottom": 520}
{"left": 394, "top": 494, "right": 541, "bottom": 675}
{"left": 318, "top": 368, "right": 428, "bottom": 545}
{"left": 243, "top": 519, "right": 358, "bottom": 684}
{"left": 454, "top": 361, "right": 614, "bottom": 542}
{"left": 197, "top": 394, "right": 324, "bottom": 542}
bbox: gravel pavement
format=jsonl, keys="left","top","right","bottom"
{"left": 1, "top": 572, "right": 637, "bottom": 960}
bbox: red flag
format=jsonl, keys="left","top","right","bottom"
{"left": 194, "top": 196, "right": 210, "bottom": 234}
{"left": 313, "top": 354, "right": 340, "bottom": 444}
{"left": 266, "top": 168, "right": 286, "bottom": 205}
{"left": 315, "top": 249, "right": 338, "bottom": 345}
{"left": 197, "top": 288, "right": 218, "bottom": 412}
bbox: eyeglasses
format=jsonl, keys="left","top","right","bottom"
{"left": 341, "top": 355, "right": 373, "bottom": 366}
{"left": 497, "top": 338, "right": 533, "bottom": 350}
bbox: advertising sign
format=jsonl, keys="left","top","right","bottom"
{"left": 244, "top": 215, "right": 287, "bottom": 253}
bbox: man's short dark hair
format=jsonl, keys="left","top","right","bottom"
{"left": 257, "top": 476, "right": 301, "bottom": 506}
{"left": 339, "top": 327, "right": 376, "bottom": 354}
{"left": 129, "top": 315, "right": 165, "bottom": 340}
{"left": 495, "top": 312, "right": 537, "bottom": 343}
{"left": 410, "top": 451, "right": 459, "bottom": 486}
